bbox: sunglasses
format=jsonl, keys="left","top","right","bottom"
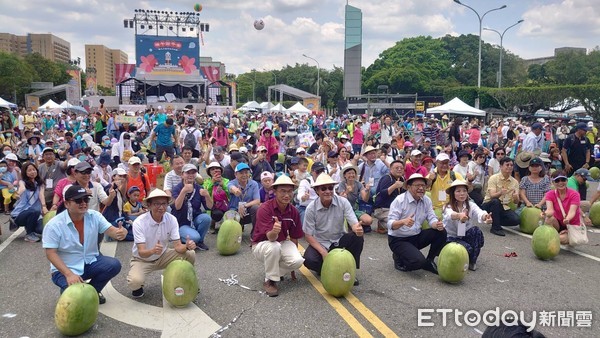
{"left": 77, "top": 170, "right": 93, "bottom": 175}
{"left": 260, "top": 150, "right": 267, "bottom": 153}
{"left": 318, "top": 186, "right": 334, "bottom": 192}
{"left": 70, "top": 196, "right": 91, "bottom": 204}
{"left": 496, "top": 153, "right": 505, "bottom": 155}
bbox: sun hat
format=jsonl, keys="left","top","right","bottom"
{"left": 311, "top": 173, "right": 337, "bottom": 188}
{"left": 144, "top": 189, "right": 171, "bottom": 203}
{"left": 445, "top": 179, "right": 469, "bottom": 194}
{"left": 515, "top": 151, "right": 534, "bottom": 169}
{"left": 272, "top": 175, "right": 296, "bottom": 187}
{"left": 406, "top": 173, "right": 427, "bottom": 185}
{"left": 361, "top": 146, "right": 377, "bottom": 156}
{"left": 341, "top": 165, "right": 358, "bottom": 177}
{"left": 111, "top": 167, "right": 127, "bottom": 176}
{"left": 128, "top": 156, "right": 142, "bottom": 165}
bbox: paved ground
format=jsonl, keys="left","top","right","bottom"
{"left": 1, "top": 211, "right": 600, "bottom": 337}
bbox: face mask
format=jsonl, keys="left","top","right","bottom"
{"left": 0, "top": 167, "right": 6, "bottom": 173}
{"left": 3, "top": 150, "right": 11, "bottom": 156}
{"left": 103, "top": 140, "right": 111, "bottom": 147}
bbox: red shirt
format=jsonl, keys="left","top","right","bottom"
{"left": 252, "top": 199, "right": 304, "bottom": 245}
{"left": 404, "top": 162, "right": 428, "bottom": 180}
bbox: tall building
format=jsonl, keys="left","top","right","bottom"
{"left": 85, "top": 45, "right": 129, "bottom": 89}
{"left": 344, "top": 4, "right": 362, "bottom": 97}
{"left": 0, "top": 33, "right": 71, "bottom": 63}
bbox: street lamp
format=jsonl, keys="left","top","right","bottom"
{"left": 302, "top": 54, "right": 320, "bottom": 109}
{"left": 453, "top": 0, "right": 506, "bottom": 90}
{"left": 484, "top": 19, "right": 524, "bottom": 88}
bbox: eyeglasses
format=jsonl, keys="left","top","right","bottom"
{"left": 411, "top": 184, "right": 427, "bottom": 189}
{"left": 496, "top": 153, "right": 505, "bottom": 156}
{"left": 77, "top": 170, "right": 92, "bottom": 175}
{"left": 151, "top": 202, "right": 169, "bottom": 207}
{"left": 70, "top": 197, "right": 91, "bottom": 204}
{"left": 260, "top": 150, "right": 267, "bottom": 153}
{"left": 318, "top": 186, "right": 334, "bottom": 192}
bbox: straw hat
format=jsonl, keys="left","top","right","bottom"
{"left": 144, "top": 189, "right": 171, "bottom": 203}
{"left": 446, "top": 179, "right": 469, "bottom": 194}
{"left": 341, "top": 165, "right": 358, "bottom": 177}
{"left": 361, "top": 146, "right": 377, "bottom": 156}
{"left": 272, "top": 175, "right": 296, "bottom": 187}
{"left": 406, "top": 173, "right": 427, "bottom": 185}
{"left": 312, "top": 173, "right": 338, "bottom": 188}
{"left": 515, "top": 151, "right": 534, "bottom": 169}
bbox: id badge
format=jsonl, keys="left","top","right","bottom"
{"left": 438, "top": 191, "right": 447, "bottom": 202}
{"left": 45, "top": 179, "right": 53, "bottom": 189}
{"left": 457, "top": 222, "right": 466, "bottom": 237}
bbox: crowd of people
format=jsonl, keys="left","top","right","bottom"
{"left": 0, "top": 104, "right": 596, "bottom": 298}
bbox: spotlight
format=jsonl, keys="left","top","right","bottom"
{"left": 140, "top": 24, "right": 145, "bottom": 29}
{"left": 205, "top": 24, "right": 209, "bottom": 32}
{"left": 169, "top": 26, "right": 173, "bottom": 31}
{"left": 182, "top": 27, "right": 186, "bottom": 32}
{"left": 148, "top": 25, "right": 153, "bottom": 29}
{"left": 123, "top": 19, "right": 128, "bottom": 28}
{"left": 134, "top": 9, "right": 138, "bottom": 12}
{"left": 190, "top": 27, "right": 194, "bottom": 32}
{"left": 159, "top": 25, "right": 163, "bottom": 29}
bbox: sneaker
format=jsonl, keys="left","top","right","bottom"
{"left": 422, "top": 259, "right": 438, "bottom": 275}
{"left": 98, "top": 292, "right": 106, "bottom": 304}
{"left": 8, "top": 218, "right": 18, "bottom": 232}
{"left": 490, "top": 228, "right": 506, "bottom": 237}
{"left": 468, "top": 263, "right": 477, "bottom": 271}
{"left": 263, "top": 280, "right": 278, "bottom": 297}
{"left": 24, "top": 233, "right": 40, "bottom": 242}
{"left": 34, "top": 232, "right": 43, "bottom": 239}
{"left": 132, "top": 287, "right": 144, "bottom": 298}
{"left": 196, "top": 242, "right": 209, "bottom": 251}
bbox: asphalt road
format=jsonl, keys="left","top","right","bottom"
{"left": 1, "top": 211, "right": 600, "bottom": 337}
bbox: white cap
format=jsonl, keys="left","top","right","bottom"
{"left": 410, "top": 149, "right": 422, "bottom": 157}
{"left": 4, "top": 153, "right": 18, "bottom": 161}
{"left": 260, "top": 171, "right": 274, "bottom": 180}
{"left": 67, "top": 158, "right": 80, "bottom": 167}
{"left": 296, "top": 147, "right": 306, "bottom": 154}
{"left": 588, "top": 121, "right": 594, "bottom": 128}
{"left": 239, "top": 146, "right": 248, "bottom": 153}
{"left": 111, "top": 168, "right": 127, "bottom": 176}
{"left": 128, "top": 156, "right": 142, "bottom": 165}
{"left": 436, "top": 153, "right": 450, "bottom": 162}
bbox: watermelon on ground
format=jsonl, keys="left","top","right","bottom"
{"left": 162, "top": 259, "right": 198, "bottom": 307}
{"left": 437, "top": 242, "right": 469, "bottom": 283}
{"left": 590, "top": 202, "right": 600, "bottom": 227}
{"left": 55, "top": 283, "right": 99, "bottom": 336}
{"left": 216, "top": 220, "right": 243, "bottom": 255}
{"left": 590, "top": 167, "right": 600, "bottom": 180}
{"left": 508, "top": 201, "right": 517, "bottom": 211}
{"left": 321, "top": 248, "right": 356, "bottom": 297}
{"left": 531, "top": 225, "right": 560, "bottom": 260}
{"left": 43, "top": 210, "right": 57, "bottom": 227}
{"left": 519, "top": 207, "right": 542, "bottom": 234}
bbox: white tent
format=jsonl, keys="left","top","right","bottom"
{"left": 259, "top": 102, "right": 274, "bottom": 110}
{"left": 239, "top": 101, "right": 261, "bottom": 111}
{"left": 59, "top": 100, "right": 73, "bottom": 108}
{"left": 565, "top": 105, "right": 586, "bottom": 114}
{"left": 0, "top": 97, "right": 16, "bottom": 108}
{"left": 39, "top": 99, "right": 61, "bottom": 110}
{"left": 270, "top": 103, "right": 287, "bottom": 112}
{"left": 285, "top": 102, "right": 311, "bottom": 115}
{"left": 426, "top": 97, "right": 486, "bottom": 117}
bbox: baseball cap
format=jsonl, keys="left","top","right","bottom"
{"left": 327, "top": 150, "right": 338, "bottom": 158}
{"left": 64, "top": 185, "right": 91, "bottom": 201}
{"left": 4, "top": 153, "right": 18, "bottom": 161}
{"left": 112, "top": 168, "right": 127, "bottom": 176}
{"left": 436, "top": 153, "right": 450, "bottom": 162}
{"left": 576, "top": 122, "right": 589, "bottom": 131}
{"left": 230, "top": 152, "right": 245, "bottom": 162}
{"left": 311, "top": 162, "right": 326, "bottom": 173}
{"left": 574, "top": 168, "right": 594, "bottom": 181}
{"left": 182, "top": 163, "right": 198, "bottom": 173}
{"left": 296, "top": 147, "right": 306, "bottom": 154}
{"left": 529, "top": 157, "right": 544, "bottom": 166}
{"left": 260, "top": 171, "right": 274, "bottom": 181}
{"left": 257, "top": 145, "right": 267, "bottom": 152}
{"left": 290, "top": 157, "right": 300, "bottom": 165}
{"left": 127, "top": 186, "right": 140, "bottom": 195}
{"left": 128, "top": 156, "right": 142, "bottom": 165}
{"left": 42, "top": 147, "right": 55, "bottom": 154}
{"left": 235, "top": 162, "right": 250, "bottom": 172}
{"left": 410, "top": 149, "right": 422, "bottom": 157}
{"left": 74, "top": 162, "right": 92, "bottom": 172}
{"left": 531, "top": 122, "right": 543, "bottom": 130}
{"left": 424, "top": 138, "right": 431, "bottom": 143}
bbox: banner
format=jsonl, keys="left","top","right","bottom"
{"left": 201, "top": 66, "right": 221, "bottom": 83}
{"left": 86, "top": 76, "right": 97, "bottom": 94}
{"left": 298, "top": 132, "right": 316, "bottom": 148}
{"left": 135, "top": 35, "right": 200, "bottom": 79}
{"left": 114, "top": 64, "right": 136, "bottom": 85}
{"left": 116, "top": 115, "right": 144, "bottom": 124}
{"left": 66, "top": 69, "right": 81, "bottom": 104}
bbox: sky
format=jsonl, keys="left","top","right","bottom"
{"left": 2, "top": 0, "right": 600, "bottom": 75}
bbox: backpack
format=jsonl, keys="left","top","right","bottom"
{"left": 184, "top": 128, "right": 198, "bottom": 149}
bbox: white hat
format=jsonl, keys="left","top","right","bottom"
{"left": 67, "top": 158, "right": 80, "bottom": 167}
{"left": 272, "top": 175, "right": 296, "bottom": 187}
{"left": 182, "top": 163, "right": 198, "bottom": 172}
{"left": 111, "top": 167, "right": 127, "bottom": 176}
{"left": 239, "top": 146, "right": 248, "bottom": 154}
{"left": 588, "top": 121, "right": 594, "bottom": 128}
{"left": 260, "top": 171, "right": 274, "bottom": 180}
{"left": 92, "top": 146, "right": 102, "bottom": 156}
{"left": 4, "top": 153, "right": 18, "bottom": 161}
{"left": 312, "top": 173, "right": 338, "bottom": 188}
{"left": 436, "top": 153, "right": 450, "bottom": 162}
{"left": 296, "top": 147, "right": 306, "bottom": 154}
{"left": 445, "top": 179, "right": 469, "bottom": 194}
{"left": 144, "top": 188, "right": 170, "bottom": 203}
{"left": 128, "top": 156, "right": 142, "bottom": 165}
{"left": 406, "top": 173, "right": 427, "bottom": 185}
{"left": 361, "top": 146, "right": 377, "bottom": 156}
{"left": 257, "top": 145, "right": 267, "bottom": 152}
{"left": 410, "top": 149, "right": 422, "bottom": 157}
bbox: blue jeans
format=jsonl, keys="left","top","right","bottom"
{"left": 51, "top": 255, "right": 121, "bottom": 293}
{"left": 179, "top": 213, "right": 211, "bottom": 244}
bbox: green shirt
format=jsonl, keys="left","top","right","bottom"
{"left": 567, "top": 176, "right": 579, "bottom": 191}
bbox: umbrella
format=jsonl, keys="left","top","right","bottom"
{"left": 66, "top": 106, "right": 89, "bottom": 114}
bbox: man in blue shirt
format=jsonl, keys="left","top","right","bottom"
{"left": 42, "top": 186, "right": 128, "bottom": 304}
{"left": 227, "top": 163, "right": 260, "bottom": 232}
{"left": 150, "top": 117, "right": 177, "bottom": 162}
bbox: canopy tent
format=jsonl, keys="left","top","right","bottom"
{"left": 39, "top": 99, "right": 61, "bottom": 110}
{"left": 565, "top": 105, "right": 586, "bottom": 114}
{"left": 59, "top": 100, "right": 73, "bottom": 108}
{"left": 285, "top": 102, "right": 311, "bottom": 115}
{"left": 426, "top": 97, "right": 486, "bottom": 117}
{"left": 259, "top": 102, "right": 274, "bottom": 110}
{"left": 270, "top": 103, "right": 287, "bottom": 112}
{"left": 0, "top": 97, "right": 17, "bottom": 108}
{"left": 239, "top": 101, "right": 261, "bottom": 111}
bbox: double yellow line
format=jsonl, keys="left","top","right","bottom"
{"left": 298, "top": 245, "right": 399, "bottom": 338}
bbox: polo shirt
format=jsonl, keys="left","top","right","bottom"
{"left": 132, "top": 211, "right": 180, "bottom": 261}
{"left": 42, "top": 209, "right": 111, "bottom": 275}
{"left": 227, "top": 178, "right": 260, "bottom": 209}
{"left": 430, "top": 170, "right": 464, "bottom": 209}
{"left": 163, "top": 170, "right": 183, "bottom": 192}
{"left": 303, "top": 195, "right": 358, "bottom": 248}
{"left": 39, "top": 160, "right": 66, "bottom": 192}
{"left": 251, "top": 199, "right": 304, "bottom": 245}
{"left": 483, "top": 173, "right": 520, "bottom": 210}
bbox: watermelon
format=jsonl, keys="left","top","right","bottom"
{"left": 531, "top": 225, "right": 560, "bottom": 260}
{"left": 43, "top": 210, "right": 57, "bottom": 227}
{"left": 519, "top": 207, "right": 542, "bottom": 234}
{"left": 590, "top": 167, "right": 600, "bottom": 180}
{"left": 422, "top": 208, "right": 442, "bottom": 229}
{"left": 216, "top": 220, "right": 243, "bottom": 255}
{"left": 321, "top": 248, "right": 356, "bottom": 297}
{"left": 162, "top": 259, "right": 198, "bottom": 307}
{"left": 590, "top": 202, "right": 600, "bottom": 227}
{"left": 508, "top": 201, "right": 517, "bottom": 211}
{"left": 55, "top": 283, "right": 99, "bottom": 336}
{"left": 437, "top": 242, "right": 469, "bottom": 283}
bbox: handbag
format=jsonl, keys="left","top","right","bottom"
{"left": 556, "top": 190, "right": 588, "bottom": 246}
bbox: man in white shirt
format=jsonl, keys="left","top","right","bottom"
{"left": 164, "top": 155, "right": 185, "bottom": 197}
{"left": 296, "top": 162, "right": 326, "bottom": 223}
{"left": 179, "top": 118, "right": 203, "bottom": 157}
{"left": 522, "top": 122, "right": 544, "bottom": 153}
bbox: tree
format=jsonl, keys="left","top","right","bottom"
{"left": 24, "top": 53, "right": 71, "bottom": 85}
{"left": 0, "top": 52, "right": 36, "bottom": 105}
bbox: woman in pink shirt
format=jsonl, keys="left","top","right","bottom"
{"left": 468, "top": 124, "right": 481, "bottom": 146}
{"left": 212, "top": 120, "right": 229, "bottom": 148}
{"left": 352, "top": 120, "right": 364, "bottom": 154}
{"left": 258, "top": 127, "right": 279, "bottom": 167}
{"left": 544, "top": 170, "right": 581, "bottom": 245}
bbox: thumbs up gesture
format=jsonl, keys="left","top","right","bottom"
{"left": 484, "top": 212, "right": 493, "bottom": 224}
{"left": 272, "top": 217, "right": 281, "bottom": 234}
{"left": 404, "top": 214, "right": 415, "bottom": 227}
{"left": 185, "top": 235, "right": 196, "bottom": 250}
{"left": 115, "top": 222, "right": 127, "bottom": 241}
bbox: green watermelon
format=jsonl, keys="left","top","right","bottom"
{"left": 531, "top": 225, "right": 560, "bottom": 260}
{"left": 55, "top": 283, "right": 99, "bottom": 336}
{"left": 422, "top": 208, "right": 442, "bottom": 229}
{"left": 321, "top": 248, "right": 356, "bottom": 297}
{"left": 590, "top": 202, "right": 600, "bottom": 227}
{"left": 508, "top": 201, "right": 517, "bottom": 211}
{"left": 43, "top": 210, "right": 57, "bottom": 227}
{"left": 519, "top": 207, "right": 542, "bottom": 234}
{"left": 590, "top": 167, "right": 600, "bottom": 180}
{"left": 162, "top": 259, "right": 198, "bottom": 307}
{"left": 216, "top": 220, "right": 243, "bottom": 255}
{"left": 438, "top": 242, "right": 469, "bottom": 283}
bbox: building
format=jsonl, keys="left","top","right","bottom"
{"left": 85, "top": 45, "right": 129, "bottom": 89}
{"left": 0, "top": 33, "right": 71, "bottom": 63}
{"left": 523, "top": 47, "right": 587, "bottom": 68}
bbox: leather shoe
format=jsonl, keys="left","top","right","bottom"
{"left": 392, "top": 253, "right": 407, "bottom": 272}
{"left": 468, "top": 263, "right": 477, "bottom": 271}
{"left": 490, "top": 228, "right": 506, "bottom": 237}
{"left": 263, "top": 280, "right": 278, "bottom": 297}
{"left": 98, "top": 292, "right": 106, "bottom": 304}
{"left": 422, "top": 260, "right": 438, "bottom": 275}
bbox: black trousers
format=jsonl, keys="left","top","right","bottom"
{"left": 469, "top": 186, "right": 484, "bottom": 206}
{"left": 388, "top": 229, "right": 447, "bottom": 271}
{"left": 304, "top": 233, "right": 364, "bottom": 273}
{"left": 16, "top": 208, "right": 42, "bottom": 235}
{"left": 481, "top": 198, "right": 520, "bottom": 230}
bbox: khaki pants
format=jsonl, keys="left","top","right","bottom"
{"left": 373, "top": 208, "right": 390, "bottom": 231}
{"left": 252, "top": 240, "right": 304, "bottom": 282}
{"left": 127, "top": 249, "right": 195, "bottom": 290}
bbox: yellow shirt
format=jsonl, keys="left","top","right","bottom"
{"left": 430, "top": 170, "right": 464, "bottom": 209}
{"left": 483, "top": 173, "right": 519, "bottom": 210}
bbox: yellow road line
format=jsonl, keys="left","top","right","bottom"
{"left": 298, "top": 265, "right": 374, "bottom": 338}
{"left": 346, "top": 293, "right": 399, "bottom": 338}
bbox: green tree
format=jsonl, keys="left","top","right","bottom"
{"left": 24, "top": 53, "right": 71, "bottom": 85}
{"left": 0, "top": 52, "right": 36, "bottom": 105}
